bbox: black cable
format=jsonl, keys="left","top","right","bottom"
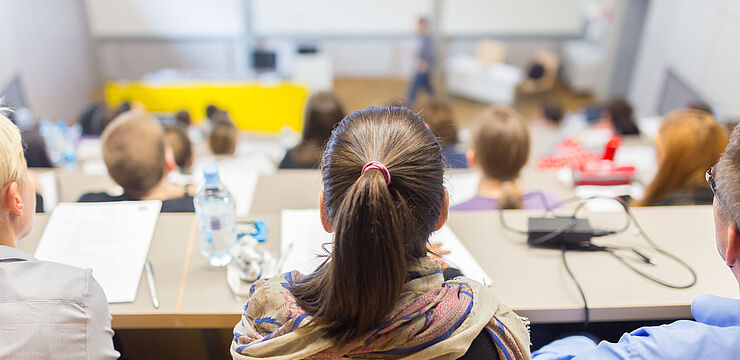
{"left": 561, "top": 244, "right": 590, "bottom": 329}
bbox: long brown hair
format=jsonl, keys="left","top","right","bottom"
{"left": 290, "top": 107, "right": 445, "bottom": 345}
{"left": 287, "top": 92, "right": 346, "bottom": 166}
{"left": 471, "top": 106, "right": 530, "bottom": 209}
{"left": 636, "top": 109, "right": 728, "bottom": 206}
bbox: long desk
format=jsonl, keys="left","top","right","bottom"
{"left": 20, "top": 205, "right": 736, "bottom": 329}
{"left": 19, "top": 213, "right": 196, "bottom": 329}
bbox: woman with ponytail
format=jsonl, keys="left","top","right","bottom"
{"left": 453, "top": 106, "right": 558, "bottom": 211}
{"left": 231, "top": 107, "right": 531, "bottom": 359}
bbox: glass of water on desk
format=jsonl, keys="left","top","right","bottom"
{"left": 195, "top": 164, "right": 237, "bottom": 267}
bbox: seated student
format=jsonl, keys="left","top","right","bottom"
{"left": 78, "top": 110, "right": 195, "bottom": 212}
{"left": 0, "top": 114, "right": 118, "bottom": 359}
{"left": 279, "top": 91, "right": 345, "bottom": 169}
{"left": 533, "top": 124, "right": 740, "bottom": 359}
{"left": 231, "top": 107, "right": 530, "bottom": 359}
{"left": 164, "top": 125, "right": 195, "bottom": 189}
{"left": 422, "top": 99, "right": 467, "bottom": 168}
{"left": 635, "top": 109, "right": 728, "bottom": 206}
{"left": 208, "top": 117, "right": 238, "bottom": 156}
{"left": 601, "top": 99, "right": 640, "bottom": 136}
{"left": 542, "top": 102, "right": 564, "bottom": 127}
{"left": 453, "top": 106, "right": 558, "bottom": 210}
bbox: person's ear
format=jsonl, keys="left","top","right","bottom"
{"left": 3, "top": 182, "right": 24, "bottom": 217}
{"left": 319, "top": 190, "right": 333, "bottom": 233}
{"left": 726, "top": 224, "right": 739, "bottom": 268}
{"left": 164, "top": 146, "right": 177, "bottom": 172}
{"left": 466, "top": 149, "right": 477, "bottom": 169}
{"left": 435, "top": 189, "right": 449, "bottom": 231}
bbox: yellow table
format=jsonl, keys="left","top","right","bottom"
{"left": 105, "top": 81, "right": 309, "bottom": 133}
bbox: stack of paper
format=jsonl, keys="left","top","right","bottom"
{"left": 280, "top": 209, "right": 492, "bottom": 285}
{"left": 34, "top": 201, "right": 161, "bottom": 303}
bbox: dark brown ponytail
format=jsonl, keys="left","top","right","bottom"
{"left": 290, "top": 107, "right": 445, "bottom": 345}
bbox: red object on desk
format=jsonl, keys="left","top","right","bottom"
{"left": 573, "top": 135, "right": 635, "bottom": 186}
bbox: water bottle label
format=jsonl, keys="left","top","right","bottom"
{"left": 211, "top": 218, "right": 222, "bottom": 230}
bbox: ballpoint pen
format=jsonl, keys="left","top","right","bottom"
{"left": 144, "top": 260, "right": 159, "bottom": 309}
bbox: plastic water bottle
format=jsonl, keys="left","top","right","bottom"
{"left": 39, "top": 118, "right": 63, "bottom": 166}
{"left": 63, "top": 123, "right": 81, "bottom": 168}
{"left": 194, "top": 164, "right": 237, "bottom": 267}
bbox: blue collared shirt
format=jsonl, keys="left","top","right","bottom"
{"left": 533, "top": 294, "right": 740, "bottom": 359}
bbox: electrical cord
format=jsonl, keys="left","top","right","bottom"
{"left": 561, "top": 244, "right": 590, "bottom": 328}
{"left": 497, "top": 191, "right": 699, "bottom": 328}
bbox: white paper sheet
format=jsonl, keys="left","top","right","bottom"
{"left": 280, "top": 209, "right": 493, "bottom": 285}
{"left": 34, "top": 201, "right": 162, "bottom": 303}
{"left": 444, "top": 171, "right": 480, "bottom": 207}
{"left": 36, "top": 171, "right": 59, "bottom": 212}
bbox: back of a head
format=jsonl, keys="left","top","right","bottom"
{"left": 209, "top": 119, "right": 237, "bottom": 155}
{"left": 302, "top": 92, "right": 345, "bottom": 145}
{"left": 175, "top": 110, "right": 192, "bottom": 127}
{"left": 291, "top": 106, "right": 445, "bottom": 345}
{"left": 715, "top": 124, "right": 740, "bottom": 224}
{"left": 0, "top": 112, "right": 25, "bottom": 191}
{"left": 101, "top": 110, "right": 166, "bottom": 198}
{"left": 638, "top": 109, "right": 728, "bottom": 206}
{"left": 205, "top": 104, "right": 219, "bottom": 119}
{"left": 164, "top": 126, "right": 193, "bottom": 170}
{"left": 472, "top": 106, "right": 530, "bottom": 181}
{"left": 607, "top": 99, "right": 640, "bottom": 135}
{"left": 422, "top": 99, "right": 459, "bottom": 147}
{"left": 472, "top": 106, "right": 530, "bottom": 209}
{"left": 543, "top": 103, "right": 564, "bottom": 125}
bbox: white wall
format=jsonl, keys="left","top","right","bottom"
{"left": 0, "top": 0, "right": 99, "bottom": 122}
{"left": 629, "top": 0, "right": 740, "bottom": 119}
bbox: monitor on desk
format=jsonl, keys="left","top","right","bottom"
{"left": 252, "top": 50, "right": 277, "bottom": 73}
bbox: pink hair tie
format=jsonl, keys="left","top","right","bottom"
{"left": 362, "top": 161, "right": 391, "bottom": 185}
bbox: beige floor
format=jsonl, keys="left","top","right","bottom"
{"left": 332, "top": 77, "right": 595, "bottom": 126}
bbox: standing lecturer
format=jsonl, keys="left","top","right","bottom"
{"left": 408, "top": 17, "right": 435, "bottom": 105}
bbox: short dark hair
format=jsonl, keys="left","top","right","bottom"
{"left": 607, "top": 99, "right": 639, "bottom": 135}
{"left": 206, "top": 104, "right": 219, "bottom": 119}
{"left": 175, "top": 110, "right": 191, "bottom": 127}
{"left": 543, "top": 103, "right": 564, "bottom": 124}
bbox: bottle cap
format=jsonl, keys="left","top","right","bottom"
{"left": 203, "top": 163, "right": 220, "bottom": 184}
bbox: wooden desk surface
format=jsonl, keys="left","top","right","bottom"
{"left": 20, "top": 213, "right": 196, "bottom": 329}
{"left": 175, "top": 206, "right": 737, "bottom": 327}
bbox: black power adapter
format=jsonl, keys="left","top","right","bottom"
{"left": 527, "top": 217, "right": 594, "bottom": 248}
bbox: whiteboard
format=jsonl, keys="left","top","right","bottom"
{"left": 252, "top": 0, "right": 433, "bottom": 36}
{"left": 441, "top": 0, "right": 587, "bottom": 36}
{"left": 85, "top": 0, "right": 245, "bottom": 38}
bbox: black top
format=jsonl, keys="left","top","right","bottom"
{"left": 657, "top": 186, "right": 714, "bottom": 206}
{"left": 443, "top": 268, "right": 499, "bottom": 359}
{"left": 278, "top": 151, "right": 320, "bottom": 170}
{"left": 78, "top": 192, "right": 195, "bottom": 213}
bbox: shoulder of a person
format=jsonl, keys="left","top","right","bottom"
{"left": 78, "top": 192, "right": 112, "bottom": 202}
{"left": 23, "top": 259, "right": 95, "bottom": 303}
{"left": 162, "top": 196, "right": 195, "bottom": 213}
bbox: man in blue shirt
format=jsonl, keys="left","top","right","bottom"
{"left": 407, "top": 18, "right": 435, "bottom": 105}
{"left": 533, "top": 125, "right": 740, "bottom": 359}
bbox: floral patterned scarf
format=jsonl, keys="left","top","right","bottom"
{"left": 231, "top": 258, "right": 530, "bottom": 359}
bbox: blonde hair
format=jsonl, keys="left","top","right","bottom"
{"left": 636, "top": 109, "right": 728, "bottom": 206}
{"left": 471, "top": 106, "right": 530, "bottom": 209}
{"left": 102, "top": 110, "right": 166, "bottom": 198}
{"left": 0, "top": 112, "right": 25, "bottom": 188}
